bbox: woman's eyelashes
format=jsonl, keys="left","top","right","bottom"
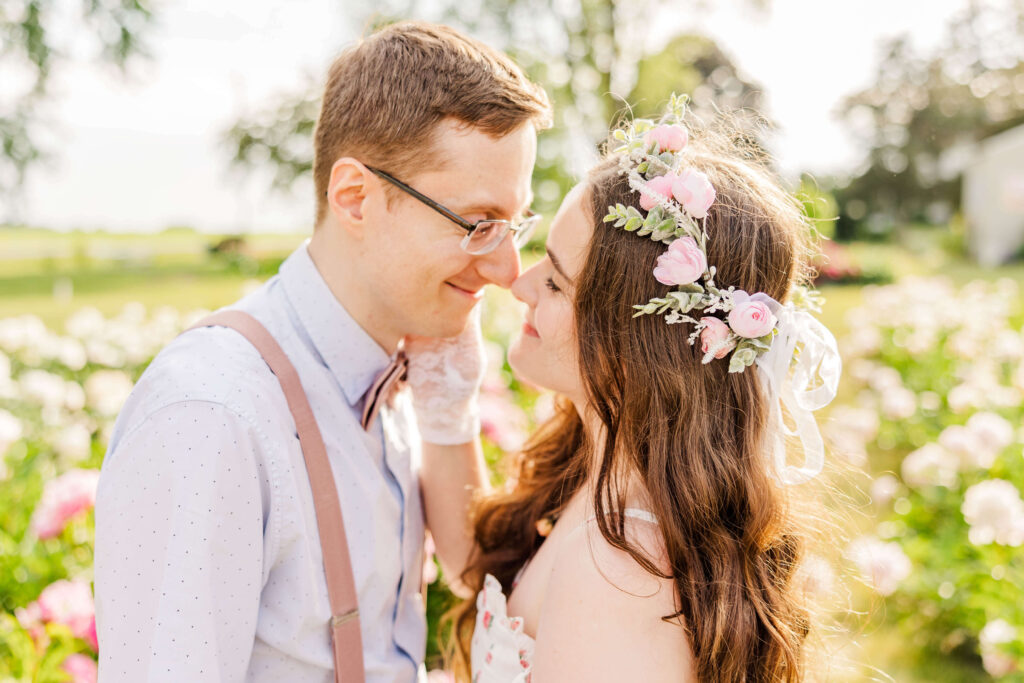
{"left": 544, "top": 276, "right": 561, "bottom": 293}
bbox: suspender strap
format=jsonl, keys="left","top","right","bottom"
{"left": 188, "top": 310, "right": 365, "bottom": 683}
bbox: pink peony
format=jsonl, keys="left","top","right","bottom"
{"left": 638, "top": 173, "right": 676, "bottom": 211}
{"left": 653, "top": 237, "right": 707, "bottom": 286}
{"left": 700, "top": 317, "right": 736, "bottom": 359}
{"left": 30, "top": 468, "right": 100, "bottom": 540}
{"left": 671, "top": 168, "right": 716, "bottom": 219}
{"left": 61, "top": 654, "right": 97, "bottom": 683}
{"left": 644, "top": 124, "right": 688, "bottom": 153}
{"left": 728, "top": 292, "right": 778, "bottom": 338}
{"left": 36, "top": 579, "right": 98, "bottom": 651}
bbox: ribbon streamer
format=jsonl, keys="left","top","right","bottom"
{"left": 754, "top": 304, "right": 842, "bottom": 485}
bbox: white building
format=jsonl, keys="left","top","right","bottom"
{"left": 963, "top": 123, "right": 1024, "bottom": 266}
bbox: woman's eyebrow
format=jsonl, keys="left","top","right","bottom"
{"left": 547, "top": 247, "right": 571, "bottom": 281}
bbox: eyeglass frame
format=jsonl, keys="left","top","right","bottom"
{"left": 363, "top": 165, "right": 541, "bottom": 255}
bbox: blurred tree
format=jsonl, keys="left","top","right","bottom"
{"left": 224, "top": 0, "right": 770, "bottom": 217}
{"left": 0, "top": 0, "right": 155, "bottom": 198}
{"left": 834, "top": 0, "right": 1024, "bottom": 239}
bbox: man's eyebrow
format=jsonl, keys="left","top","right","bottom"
{"left": 547, "top": 247, "right": 571, "bottom": 281}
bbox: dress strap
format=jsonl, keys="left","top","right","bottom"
{"left": 579, "top": 507, "right": 659, "bottom": 531}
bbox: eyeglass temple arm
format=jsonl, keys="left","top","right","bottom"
{"left": 365, "top": 166, "right": 477, "bottom": 232}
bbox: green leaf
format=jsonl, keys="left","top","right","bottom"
{"left": 624, "top": 217, "right": 642, "bottom": 231}
{"left": 656, "top": 218, "right": 676, "bottom": 233}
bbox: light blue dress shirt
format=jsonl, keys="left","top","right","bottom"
{"left": 95, "top": 242, "right": 427, "bottom": 682}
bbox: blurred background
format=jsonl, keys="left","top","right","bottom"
{"left": 2, "top": 0, "right": 1024, "bottom": 681}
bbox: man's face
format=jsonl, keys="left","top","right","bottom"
{"left": 361, "top": 119, "right": 537, "bottom": 342}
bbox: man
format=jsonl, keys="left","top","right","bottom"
{"left": 94, "top": 21, "right": 551, "bottom": 682}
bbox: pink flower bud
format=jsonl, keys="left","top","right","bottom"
{"left": 638, "top": 173, "right": 676, "bottom": 211}
{"left": 700, "top": 317, "right": 736, "bottom": 359}
{"left": 643, "top": 124, "right": 688, "bottom": 153}
{"left": 61, "top": 654, "right": 97, "bottom": 683}
{"left": 30, "top": 468, "right": 99, "bottom": 540}
{"left": 653, "top": 237, "right": 707, "bottom": 286}
{"left": 671, "top": 168, "right": 716, "bottom": 219}
{"left": 728, "top": 299, "right": 778, "bottom": 338}
{"left": 36, "top": 579, "right": 97, "bottom": 650}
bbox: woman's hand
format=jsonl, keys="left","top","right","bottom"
{"left": 404, "top": 305, "right": 486, "bottom": 444}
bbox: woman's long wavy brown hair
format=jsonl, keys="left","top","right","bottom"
{"left": 446, "top": 118, "right": 824, "bottom": 682}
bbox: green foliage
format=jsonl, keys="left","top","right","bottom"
{"left": 835, "top": 1, "right": 1024, "bottom": 232}
{"left": 1, "top": 0, "right": 155, "bottom": 195}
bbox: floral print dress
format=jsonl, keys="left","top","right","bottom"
{"left": 470, "top": 573, "right": 535, "bottom": 683}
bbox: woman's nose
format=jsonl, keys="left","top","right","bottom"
{"left": 510, "top": 264, "right": 537, "bottom": 305}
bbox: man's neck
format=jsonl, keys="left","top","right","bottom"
{"left": 307, "top": 228, "right": 401, "bottom": 354}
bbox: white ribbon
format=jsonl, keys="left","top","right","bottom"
{"left": 753, "top": 303, "right": 842, "bottom": 485}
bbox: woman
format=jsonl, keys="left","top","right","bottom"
{"left": 446, "top": 97, "right": 841, "bottom": 682}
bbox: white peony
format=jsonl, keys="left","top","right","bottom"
{"left": 0, "top": 409, "right": 23, "bottom": 457}
{"left": 962, "top": 480, "right": 1024, "bottom": 547}
{"left": 870, "top": 474, "right": 901, "bottom": 506}
{"left": 979, "top": 619, "right": 1018, "bottom": 677}
{"left": 902, "top": 443, "right": 959, "bottom": 488}
{"left": 84, "top": 370, "right": 134, "bottom": 416}
{"left": 846, "top": 536, "right": 912, "bottom": 596}
{"left": 881, "top": 386, "right": 917, "bottom": 420}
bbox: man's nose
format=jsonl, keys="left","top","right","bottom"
{"left": 476, "top": 233, "right": 521, "bottom": 289}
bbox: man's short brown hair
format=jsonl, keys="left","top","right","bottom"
{"left": 313, "top": 21, "right": 552, "bottom": 226}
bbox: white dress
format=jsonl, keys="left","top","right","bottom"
{"left": 470, "top": 509, "right": 659, "bottom": 683}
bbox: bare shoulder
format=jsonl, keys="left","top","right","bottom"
{"left": 530, "top": 516, "right": 696, "bottom": 682}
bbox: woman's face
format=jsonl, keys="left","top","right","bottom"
{"left": 509, "top": 183, "right": 594, "bottom": 403}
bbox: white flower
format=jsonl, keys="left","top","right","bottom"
{"left": 20, "top": 370, "right": 70, "bottom": 410}
{"left": 979, "top": 619, "right": 1018, "bottom": 677}
{"left": 902, "top": 443, "right": 958, "bottom": 488}
{"left": 967, "top": 412, "right": 1015, "bottom": 455}
{"left": 846, "top": 536, "right": 912, "bottom": 596}
{"left": 948, "top": 383, "right": 984, "bottom": 413}
{"left": 0, "top": 409, "right": 23, "bottom": 457}
{"left": 64, "top": 307, "right": 106, "bottom": 340}
{"left": 56, "top": 338, "right": 88, "bottom": 372}
{"left": 939, "top": 424, "right": 986, "bottom": 468}
{"left": 799, "top": 553, "right": 836, "bottom": 599}
{"left": 53, "top": 423, "right": 93, "bottom": 463}
{"left": 880, "top": 387, "right": 916, "bottom": 420}
{"left": 870, "top": 474, "right": 901, "bottom": 506}
{"left": 962, "top": 480, "right": 1024, "bottom": 547}
{"left": 84, "top": 370, "right": 134, "bottom": 416}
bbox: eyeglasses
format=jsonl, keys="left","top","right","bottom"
{"left": 365, "top": 165, "right": 541, "bottom": 255}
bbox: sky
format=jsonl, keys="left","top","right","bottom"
{"left": 5, "top": 0, "right": 973, "bottom": 233}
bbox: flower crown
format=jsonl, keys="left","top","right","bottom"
{"left": 603, "top": 95, "right": 844, "bottom": 485}
{"left": 604, "top": 94, "right": 821, "bottom": 374}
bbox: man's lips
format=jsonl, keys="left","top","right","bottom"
{"left": 446, "top": 282, "right": 484, "bottom": 300}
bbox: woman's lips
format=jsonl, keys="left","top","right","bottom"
{"left": 522, "top": 321, "right": 540, "bottom": 338}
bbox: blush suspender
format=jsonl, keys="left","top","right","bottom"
{"left": 188, "top": 310, "right": 365, "bottom": 683}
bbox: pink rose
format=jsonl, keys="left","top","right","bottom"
{"left": 671, "top": 168, "right": 716, "bottom": 219}
{"left": 31, "top": 468, "right": 99, "bottom": 540}
{"left": 638, "top": 173, "right": 676, "bottom": 211}
{"left": 36, "top": 579, "right": 97, "bottom": 651}
{"left": 653, "top": 237, "right": 707, "bottom": 286}
{"left": 728, "top": 292, "right": 778, "bottom": 338}
{"left": 700, "top": 317, "right": 736, "bottom": 359}
{"left": 644, "top": 124, "right": 688, "bottom": 153}
{"left": 61, "top": 654, "right": 97, "bottom": 683}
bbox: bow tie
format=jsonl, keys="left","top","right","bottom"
{"left": 360, "top": 351, "right": 408, "bottom": 431}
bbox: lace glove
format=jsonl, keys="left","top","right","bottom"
{"left": 404, "top": 306, "right": 486, "bottom": 445}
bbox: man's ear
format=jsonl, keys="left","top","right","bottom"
{"left": 326, "top": 158, "right": 373, "bottom": 235}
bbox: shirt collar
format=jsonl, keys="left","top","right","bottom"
{"left": 279, "top": 240, "right": 394, "bottom": 406}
